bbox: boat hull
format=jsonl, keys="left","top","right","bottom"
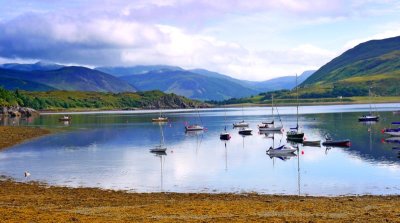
{"left": 152, "top": 118, "right": 168, "bottom": 122}
{"left": 233, "top": 123, "right": 249, "bottom": 128}
{"left": 150, "top": 147, "right": 167, "bottom": 153}
{"left": 267, "top": 146, "right": 297, "bottom": 155}
{"left": 185, "top": 125, "right": 204, "bottom": 131}
{"left": 322, "top": 140, "right": 351, "bottom": 148}
{"left": 383, "top": 129, "right": 400, "bottom": 136}
{"left": 258, "top": 125, "right": 283, "bottom": 132}
{"left": 358, "top": 116, "right": 379, "bottom": 122}
{"left": 220, "top": 133, "right": 231, "bottom": 140}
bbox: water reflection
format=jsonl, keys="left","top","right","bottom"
{"left": 0, "top": 104, "right": 400, "bottom": 195}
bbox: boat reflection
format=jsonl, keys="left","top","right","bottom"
{"left": 152, "top": 151, "right": 166, "bottom": 191}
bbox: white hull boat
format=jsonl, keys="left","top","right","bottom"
{"left": 185, "top": 125, "right": 204, "bottom": 131}
{"left": 233, "top": 121, "right": 249, "bottom": 128}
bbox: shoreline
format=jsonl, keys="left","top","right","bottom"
{"left": 37, "top": 100, "right": 400, "bottom": 113}
{"left": 1, "top": 126, "right": 400, "bottom": 222}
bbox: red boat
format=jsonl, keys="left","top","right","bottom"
{"left": 322, "top": 139, "right": 351, "bottom": 148}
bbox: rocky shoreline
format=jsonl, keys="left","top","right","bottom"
{"left": 0, "top": 106, "right": 39, "bottom": 117}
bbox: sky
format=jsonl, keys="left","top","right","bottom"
{"left": 1, "top": 0, "right": 400, "bottom": 81}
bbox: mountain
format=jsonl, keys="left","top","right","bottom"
{"left": 0, "top": 66, "right": 136, "bottom": 93}
{"left": 246, "top": 70, "right": 315, "bottom": 92}
{"left": 121, "top": 70, "right": 259, "bottom": 101}
{"left": 0, "top": 61, "right": 64, "bottom": 71}
{"left": 0, "top": 77, "right": 56, "bottom": 91}
{"left": 301, "top": 36, "right": 400, "bottom": 96}
{"left": 95, "top": 65, "right": 183, "bottom": 76}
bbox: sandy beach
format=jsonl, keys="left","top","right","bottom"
{"left": 0, "top": 126, "right": 399, "bottom": 222}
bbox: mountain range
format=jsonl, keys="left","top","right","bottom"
{"left": 0, "top": 66, "right": 135, "bottom": 93}
{"left": 0, "top": 62, "right": 313, "bottom": 100}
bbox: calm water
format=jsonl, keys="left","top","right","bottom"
{"left": 1, "top": 103, "right": 400, "bottom": 196}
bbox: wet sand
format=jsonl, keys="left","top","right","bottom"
{"left": 0, "top": 126, "right": 50, "bottom": 151}
{"left": 0, "top": 126, "right": 399, "bottom": 222}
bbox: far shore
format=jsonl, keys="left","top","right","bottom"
{"left": 0, "top": 126, "right": 400, "bottom": 222}
{"left": 34, "top": 96, "right": 400, "bottom": 113}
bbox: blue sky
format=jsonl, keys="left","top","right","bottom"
{"left": 1, "top": 0, "right": 400, "bottom": 81}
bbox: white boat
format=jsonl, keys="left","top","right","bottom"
{"left": 266, "top": 145, "right": 297, "bottom": 155}
{"left": 238, "top": 127, "right": 252, "bottom": 135}
{"left": 150, "top": 123, "right": 167, "bottom": 153}
{"left": 152, "top": 108, "right": 168, "bottom": 122}
{"left": 258, "top": 95, "right": 283, "bottom": 132}
{"left": 185, "top": 124, "right": 204, "bottom": 131}
{"left": 185, "top": 107, "right": 204, "bottom": 131}
{"left": 59, "top": 115, "right": 71, "bottom": 121}
{"left": 358, "top": 88, "right": 379, "bottom": 122}
{"left": 233, "top": 120, "right": 249, "bottom": 128}
{"left": 233, "top": 106, "right": 249, "bottom": 128}
{"left": 220, "top": 105, "right": 231, "bottom": 140}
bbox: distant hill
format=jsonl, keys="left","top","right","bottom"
{"left": 246, "top": 70, "right": 315, "bottom": 92}
{"left": 301, "top": 36, "right": 400, "bottom": 96}
{"left": 0, "top": 77, "right": 56, "bottom": 91}
{"left": 121, "top": 70, "right": 259, "bottom": 101}
{"left": 0, "top": 67, "right": 136, "bottom": 93}
{"left": 96, "top": 65, "right": 183, "bottom": 76}
{"left": 0, "top": 61, "right": 64, "bottom": 71}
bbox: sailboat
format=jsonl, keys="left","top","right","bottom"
{"left": 286, "top": 74, "right": 304, "bottom": 142}
{"left": 220, "top": 105, "right": 231, "bottom": 140}
{"left": 152, "top": 108, "right": 168, "bottom": 122}
{"left": 150, "top": 123, "right": 167, "bottom": 153}
{"left": 358, "top": 87, "right": 379, "bottom": 122}
{"left": 233, "top": 106, "right": 249, "bottom": 127}
{"left": 258, "top": 95, "right": 283, "bottom": 132}
{"left": 185, "top": 106, "right": 204, "bottom": 131}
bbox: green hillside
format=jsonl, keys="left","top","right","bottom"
{"left": 301, "top": 36, "right": 400, "bottom": 96}
{"left": 0, "top": 88, "right": 207, "bottom": 110}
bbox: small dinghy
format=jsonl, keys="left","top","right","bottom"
{"left": 59, "top": 115, "right": 71, "bottom": 121}
{"left": 185, "top": 124, "right": 204, "bottom": 131}
{"left": 382, "top": 122, "right": 400, "bottom": 136}
{"left": 266, "top": 145, "right": 297, "bottom": 155}
{"left": 150, "top": 145, "right": 167, "bottom": 153}
{"left": 238, "top": 127, "right": 252, "bottom": 135}
{"left": 302, "top": 140, "right": 321, "bottom": 147}
{"left": 322, "top": 136, "right": 351, "bottom": 148}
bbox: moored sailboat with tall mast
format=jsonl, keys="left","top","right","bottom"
{"left": 258, "top": 95, "right": 283, "bottom": 132}
{"left": 150, "top": 123, "right": 167, "bottom": 153}
{"left": 358, "top": 87, "right": 379, "bottom": 122}
{"left": 286, "top": 74, "right": 304, "bottom": 142}
{"left": 185, "top": 106, "right": 204, "bottom": 131}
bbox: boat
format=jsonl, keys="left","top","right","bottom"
{"left": 185, "top": 124, "right": 204, "bottom": 131}
{"left": 152, "top": 116, "right": 168, "bottom": 122}
{"left": 322, "top": 136, "right": 351, "bottom": 148}
{"left": 358, "top": 88, "right": 379, "bottom": 122}
{"left": 185, "top": 107, "right": 204, "bottom": 132}
{"left": 382, "top": 122, "right": 400, "bottom": 136}
{"left": 383, "top": 137, "right": 400, "bottom": 144}
{"left": 286, "top": 74, "right": 304, "bottom": 142}
{"left": 266, "top": 145, "right": 297, "bottom": 155}
{"left": 267, "top": 153, "right": 297, "bottom": 161}
{"left": 238, "top": 127, "right": 252, "bottom": 135}
{"left": 220, "top": 105, "right": 231, "bottom": 140}
{"left": 233, "top": 106, "right": 249, "bottom": 128}
{"left": 59, "top": 115, "right": 71, "bottom": 121}
{"left": 152, "top": 108, "right": 168, "bottom": 122}
{"left": 258, "top": 95, "right": 283, "bottom": 132}
{"left": 302, "top": 140, "right": 321, "bottom": 147}
{"left": 150, "top": 123, "right": 167, "bottom": 153}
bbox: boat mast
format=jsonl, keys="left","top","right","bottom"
{"left": 271, "top": 95, "right": 274, "bottom": 121}
{"left": 159, "top": 123, "right": 165, "bottom": 146}
{"left": 296, "top": 74, "right": 299, "bottom": 129}
{"left": 369, "top": 87, "right": 372, "bottom": 114}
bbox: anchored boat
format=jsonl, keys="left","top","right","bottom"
{"left": 382, "top": 122, "right": 400, "bottom": 136}
{"left": 358, "top": 88, "right": 379, "bottom": 122}
{"left": 286, "top": 74, "right": 304, "bottom": 142}
{"left": 258, "top": 95, "right": 283, "bottom": 132}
